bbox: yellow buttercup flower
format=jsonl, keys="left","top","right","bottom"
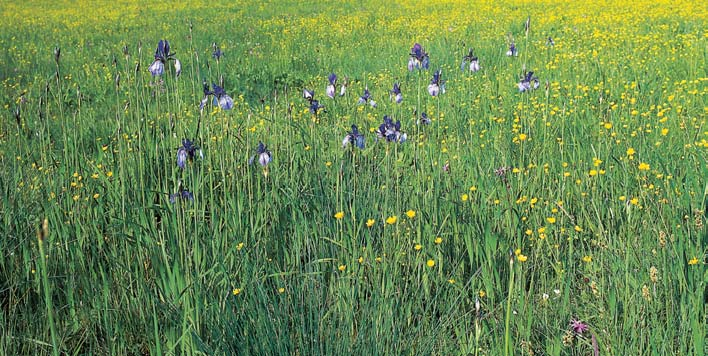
{"left": 426, "top": 259, "right": 435, "bottom": 268}
{"left": 334, "top": 211, "right": 344, "bottom": 219}
{"left": 366, "top": 219, "right": 375, "bottom": 227}
{"left": 638, "top": 162, "right": 650, "bottom": 171}
{"left": 688, "top": 257, "right": 698, "bottom": 265}
{"left": 386, "top": 216, "right": 398, "bottom": 224}
{"left": 406, "top": 210, "right": 416, "bottom": 219}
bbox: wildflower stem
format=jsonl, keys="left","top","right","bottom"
{"left": 37, "top": 220, "right": 60, "bottom": 356}
{"left": 504, "top": 254, "right": 515, "bottom": 356}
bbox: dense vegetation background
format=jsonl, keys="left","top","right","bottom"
{"left": 1, "top": 1, "right": 706, "bottom": 354}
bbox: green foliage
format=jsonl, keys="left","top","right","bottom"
{"left": 0, "top": 0, "right": 706, "bottom": 355}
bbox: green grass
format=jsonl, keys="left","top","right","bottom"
{"left": 0, "top": 0, "right": 706, "bottom": 355}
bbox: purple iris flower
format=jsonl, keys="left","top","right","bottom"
{"left": 201, "top": 82, "right": 234, "bottom": 110}
{"left": 390, "top": 82, "right": 402, "bottom": 104}
{"left": 309, "top": 99, "right": 324, "bottom": 114}
{"left": 149, "top": 40, "right": 177, "bottom": 76}
{"left": 169, "top": 189, "right": 194, "bottom": 204}
{"left": 428, "top": 69, "right": 445, "bottom": 96}
{"left": 358, "top": 87, "right": 376, "bottom": 108}
{"left": 212, "top": 84, "right": 232, "bottom": 107}
{"left": 249, "top": 141, "right": 272, "bottom": 167}
{"left": 506, "top": 42, "right": 518, "bottom": 57}
{"left": 212, "top": 43, "right": 223, "bottom": 60}
{"left": 176, "top": 139, "right": 202, "bottom": 169}
{"left": 342, "top": 124, "right": 366, "bottom": 149}
{"left": 408, "top": 43, "right": 430, "bottom": 71}
{"left": 303, "top": 88, "right": 314, "bottom": 101}
{"left": 326, "top": 73, "right": 337, "bottom": 99}
{"left": 518, "top": 71, "right": 540, "bottom": 92}
{"left": 339, "top": 76, "right": 348, "bottom": 96}
{"left": 303, "top": 88, "right": 324, "bottom": 114}
{"left": 376, "top": 115, "right": 407, "bottom": 143}
{"left": 174, "top": 59, "right": 182, "bottom": 77}
{"left": 461, "top": 48, "right": 480, "bottom": 72}
{"left": 417, "top": 112, "right": 431, "bottom": 125}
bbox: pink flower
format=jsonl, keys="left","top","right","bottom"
{"left": 570, "top": 319, "right": 589, "bottom": 334}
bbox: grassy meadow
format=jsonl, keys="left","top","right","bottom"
{"left": 1, "top": 0, "right": 707, "bottom": 354}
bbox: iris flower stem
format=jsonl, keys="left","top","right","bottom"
{"left": 523, "top": 21, "right": 530, "bottom": 75}
{"left": 436, "top": 92, "right": 441, "bottom": 148}
{"left": 188, "top": 24, "right": 197, "bottom": 100}
{"left": 415, "top": 71, "right": 421, "bottom": 169}
{"left": 352, "top": 150, "right": 357, "bottom": 226}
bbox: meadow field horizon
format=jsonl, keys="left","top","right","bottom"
{"left": 1, "top": 0, "right": 706, "bottom": 355}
